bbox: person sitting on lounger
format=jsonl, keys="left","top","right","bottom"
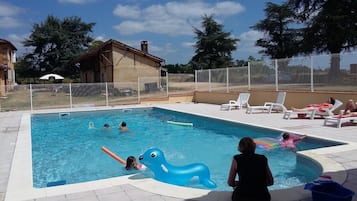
{"left": 342, "top": 99, "right": 357, "bottom": 115}
{"left": 291, "top": 97, "right": 335, "bottom": 113}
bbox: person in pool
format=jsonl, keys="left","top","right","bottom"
{"left": 279, "top": 132, "right": 306, "bottom": 152}
{"left": 124, "top": 156, "right": 146, "bottom": 170}
{"left": 119, "top": 121, "right": 128, "bottom": 131}
{"left": 101, "top": 147, "right": 145, "bottom": 170}
{"left": 103, "top": 123, "right": 110, "bottom": 131}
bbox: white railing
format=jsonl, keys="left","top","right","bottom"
{"left": 195, "top": 52, "right": 357, "bottom": 92}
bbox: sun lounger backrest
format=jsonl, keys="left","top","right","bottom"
{"left": 276, "top": 92, "right": 286, "bottom": 104}
{"left": 238, "top": 93, "right": 250, "bottom": 106}
{"left": 331, "top": 99, "right": 343, "bottom": 113}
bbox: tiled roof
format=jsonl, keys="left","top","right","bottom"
{"left": 0, "top": 38, "right": 17, "bottom": 50}
{"left": 76, "top": 39, "right": 164, "bottom": 63}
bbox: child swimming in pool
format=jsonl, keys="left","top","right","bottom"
{"left": 124, "top": 156, "right": 146, "bottom": 170}
{"left": 119, "top": 121, "right": 128, "bottom": 131}
{"left": 280, "top": 132, "right": 306, "bottom": 152}
{"left": 88, "top": 121, "right": 96, "bottom": 129}
{"left": 103, "top": 123, "right": 110, "bottom": 131}
{"left": 101, "top": 146, "right": 146, "bottom": 170}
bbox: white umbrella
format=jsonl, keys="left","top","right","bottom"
{"left": 39, "top": 73, "right": 64, "bottom": 80}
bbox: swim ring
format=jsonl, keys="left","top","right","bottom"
{"left": 139, "top": 148, "right": 216, "bottom": 188}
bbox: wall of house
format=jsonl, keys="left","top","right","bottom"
{"left": 112, "top": 46, "right": 160, "bottom": 89}
{"left": 0, "top": 45, "right": 16, "bottom": 96}
{"left": 80, "top": 56, "right": 101, "bottom": 83}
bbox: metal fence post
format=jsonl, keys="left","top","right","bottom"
{"left": 166, "top": 73, "right": 169, "bottom": 97}
{"left": 275, "top": 59, "right": 279, "bottom": 91}
{"left": 105, "top": 82, "right": 109, "bottom": 106}
{"left": 310, "top": 56, "right": 314, "bottom": 92}
{"left": 248, "top": 62, "right": 251, "bottom": 90}
{"left": 137, "top": 78, "right": 140, "bottom": 103}
{"left": 209, "top": 69, "right": 211, "bottom": 92}
{"left": 30, "top": 84, "right": 33, "bottom": 112}
{"left": 69, "top": 83, "right": 72, "bottom": 109}
{"left": 195, "top": 70, "right": 197, "bottom": 91}
{"left": 226, "top": 68, "right": 229, "bottom": 93}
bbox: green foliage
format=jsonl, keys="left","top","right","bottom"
{"left": 290, "top": 0, "right": 357, "bottom": 54}
{"left": 19, "top": 15, "right": 95, "bottom": 79}
{"left": 252, "top": 2, "right": 301, "bottom": 59}
{"left": 164, "top": 64, "right": 193, "bottom": 74}
{"left": 190, "top": 15, "right": 239, "bottom": 70}
{"left": 288, "top": 0, "right": 357, "bottom": 82}
{"left": 89, "top": 40, "right": 104, "bottom": 50}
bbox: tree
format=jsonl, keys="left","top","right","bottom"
{"left": 190, "top": 15, "right": 239, "bottom": 70}
{"left": 289, "top": 0, "right": 357, "bottom": 82}
{"left": 89, "top": 40, "right": 104, "bottom": 50}
{"left": 22, "top": 15, "right": 95, "bottom": 78}
{"left": 251, "top": 2, "right": 301, "bottom": 68}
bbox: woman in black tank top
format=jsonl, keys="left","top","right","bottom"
{"left": 227, "top": 137, "right": 274, "bottom": 201}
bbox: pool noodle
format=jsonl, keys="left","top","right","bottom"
{"left": 167, "top": 120, "right": 193, "bottom": 127}
{"left": 101, "top": 146, "right": 126, "bottom": 165}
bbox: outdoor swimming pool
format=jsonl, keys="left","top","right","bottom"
{"left": 31, "top": 107, "right": 344, "bottom": 191}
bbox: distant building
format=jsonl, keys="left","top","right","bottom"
{"left": 76, "top": 39, "right": 165, "bottom": 88}
{"left": 0, "top": 39, "right": 17, "bottom": 96}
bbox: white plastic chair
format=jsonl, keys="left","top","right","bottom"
{"left": 220, "top": 93, "right": 250, "bottom": 111}
{"left": 246, "top": 91, "right": 287, "bottom": 114}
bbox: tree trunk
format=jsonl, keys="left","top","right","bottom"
{"left": 328, "top": 53, "right": 340, "bottom": 83}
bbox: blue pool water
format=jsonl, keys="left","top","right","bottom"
{"left": 31, "top": 107, "right": 344, "bottom": 191}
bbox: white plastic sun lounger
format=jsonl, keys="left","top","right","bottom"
{"left": 283, "top": 109, "right": 317, "bottom": 120}
{"left": 324, "top": 116, "right": 357, "bottom": 128}
{"left": 220, "top": 93, "right": 250, "bottom": 111}
{"left": 246, "top": 91, "right": 287, "bottom": 114}
{"left": 314, "top": 99, "right": 343, "bottom": 118}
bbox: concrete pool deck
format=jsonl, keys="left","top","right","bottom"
{"left": 0, "top": 103, "right": 357, "bottom": 201}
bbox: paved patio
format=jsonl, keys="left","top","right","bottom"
{"left": 1, "top": 103, "right": 356, "bottom": 201}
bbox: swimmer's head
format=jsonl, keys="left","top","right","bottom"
{"left": 282, "top": 132, "right": 290, "bottom": 140}
{"left": 125, "top": 156, "right": 137, "bottom": 170}
{"left": 104, "top": 123, "right": 110, "bottom": 128}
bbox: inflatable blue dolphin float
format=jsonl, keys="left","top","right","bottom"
{"left": 139, "top": 148, "right": 216, "bottom": 188}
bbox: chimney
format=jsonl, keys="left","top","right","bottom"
{"left": 141, "top": 40, "right": 148, "bottom": 53}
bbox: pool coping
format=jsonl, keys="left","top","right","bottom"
{"left": 4, "top": 105, "right": 353, "bottom": 201}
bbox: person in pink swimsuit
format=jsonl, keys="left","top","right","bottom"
{"left": 279, "top": 132, "right": 307, "bottom": 152}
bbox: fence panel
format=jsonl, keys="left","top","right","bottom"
{"left": 277, "top": 57, "right": 311, "bottom": 91}
{"left": 70, "top": 83, "right": 107, "bottom": 108}
{"left": 196, "top": 69, "right": 210, "bottom": 91}
{"left": 228, "top": 66, "right": 249, "bottom": 92}
{"left": 31, "top": 83, "right": 71, "bottom": 110}
{"left": 107, "top": 82, "right": 139, "bottom": 106}
{"left": 249, "top": 61, "right": 276, "bottom": 90}
{"left": 210, "top": 68, "right": 227, "bottom": 92}
{"left": 312, "top": 52, "right": 357, "bottom": 92}
{"left": 0, "top": 84, "right": 31, "bottom": 111}
{"left": 138, "top": 76, "right": 168, "bottom": 99}
{"left": 168, "top": 74, "right": 194, "bottom": 95}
